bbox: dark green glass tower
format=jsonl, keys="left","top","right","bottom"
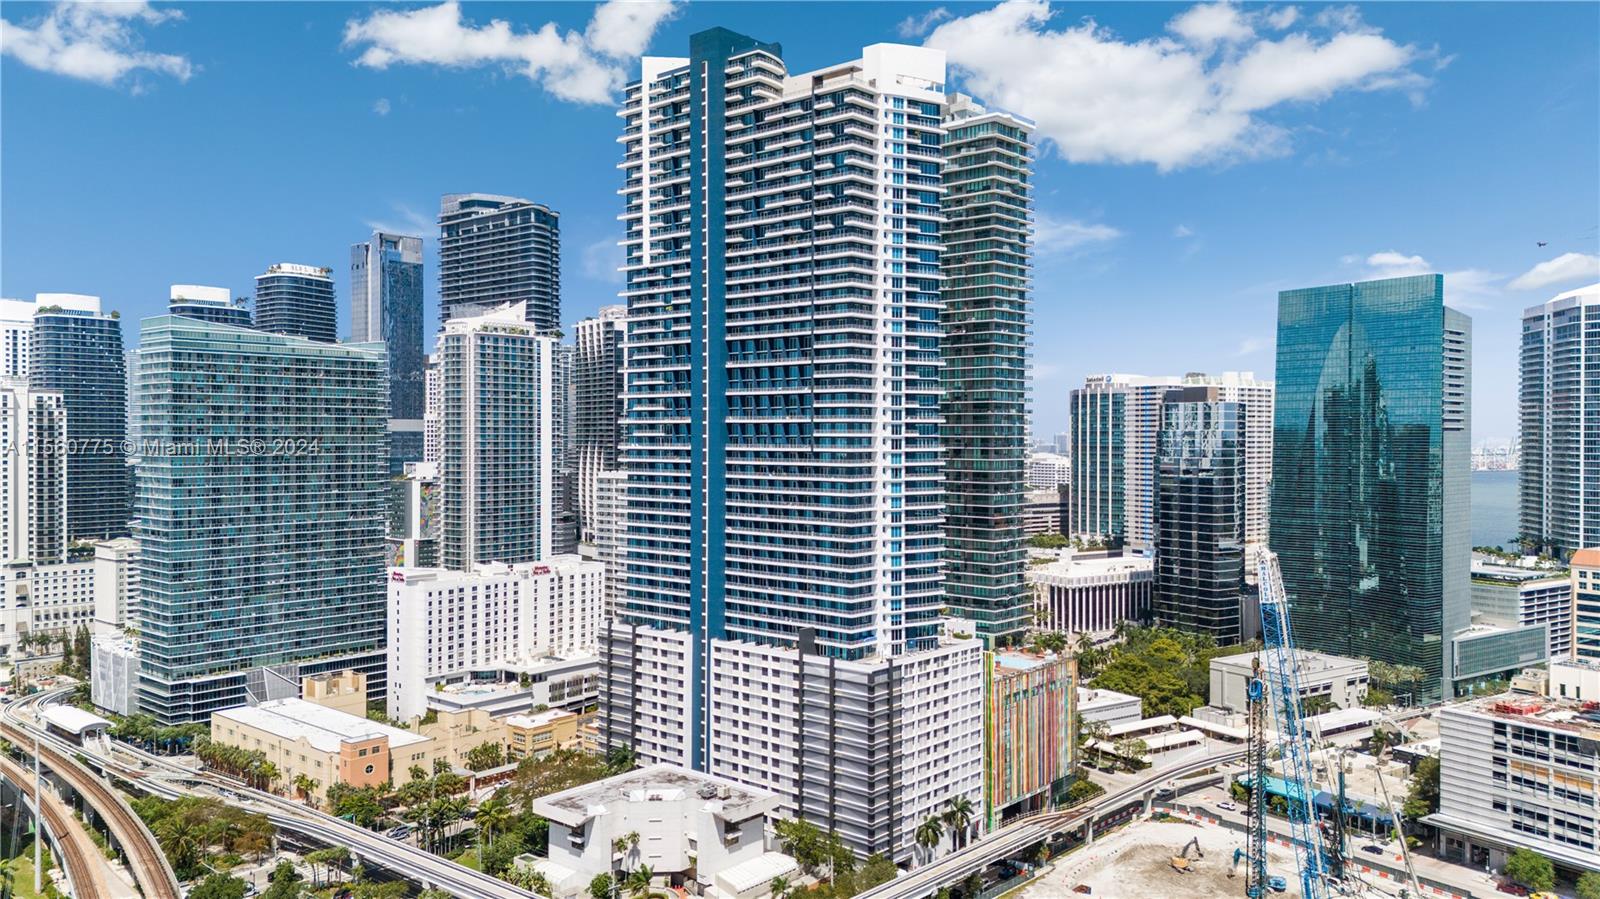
{"left": 1271, "top": 275, "right": 1470, "bottom": 703}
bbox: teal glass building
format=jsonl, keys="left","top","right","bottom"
{"left": 134, "top": 317, "right": 388, "bottom": 723}
{"left": 1270, "top": 275, "right": 1471, "bottom": 703}
{"left": 31, "top": 302, "right": 129, "bottom": 539}
{"left": 1154, "top": 388, "right": 1245, "bottom": 643}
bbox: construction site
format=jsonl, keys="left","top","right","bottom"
{"left": 1021, "top": 819, "right": 1311, "bottom": 898}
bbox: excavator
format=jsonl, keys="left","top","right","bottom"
{"left": 1171, "top": 835, "right": 1204, "bottom": 873}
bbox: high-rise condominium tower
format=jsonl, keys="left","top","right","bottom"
{"left": 30, "top": 294, "right": 129, "bottom": 539}
{"left": 552, "top": 343, "right": 578, "bottom": 555}
{"left": 437, "top": 194, "right": 560, "bottom": 331}
{"left": 1069, "top": 374, "right": 1181, "bottom": 551}
{"left": 574, "top": 305, "right": 625, "bottom": 541}
{"left": 1271, "top": 274, "right": 1470, "bottom": 703}
{"left": 1520, "top": 283, "right": 1599, "bottom": 557}
{"left": 255, "top": 263, "right": 336, "bottom": 344}
{"left": 1183, "top": 371, "right": 1273, "bottom": 551}
{"left": 600, "top": 32, "right": 985, "bottom": 863}
{"left": 169, "top": 284, "right": 251, "bottom": 328}
{"left": 0, "top": 379, "right": 66, "bottom": 565}
{"left": 351, "top": 232, "right": 426, "bottom": 469}
{"left": 438, "top": 303, "right": 559, "bottom": 570}
{"left": 1154, "top": 387, "right": 1245, "bottom": 642}
{"left": 940, "top": 95, "right": 1034, "bottom": 646}
{"left": 135, "top": 317, "right": 387, "bottom": 723}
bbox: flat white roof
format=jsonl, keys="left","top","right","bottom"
{"left": 1077, "top": 686, "right": 1140, "bottom": 707}
{"left": 717, "top": 852, "right": 800, "bottom": 894}
{"left": 42, "top": 704, "right": 112, "bottom": 735}
{"left": 215, "top": 698, "right": 428, "bottom": 753}
{"left": 1306, "top": 708, "right": 1379, "bottom": 732}
{"left": 504, "top": 709, "right": 576, "bottom": 729}
{"left": 169, "top": 285, "right": 231, "bottom": 303}
{"left": 1105, "top": 714, "right": 1177, "bottom": 736}
{"left": 1180, "top": 715, "right": 1248, "bottom": 741}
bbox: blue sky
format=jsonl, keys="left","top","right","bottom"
{"left": 3, "top": 1, "right": 1597, "bottom": 443}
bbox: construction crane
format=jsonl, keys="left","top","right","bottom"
{"left": 1246, "top": 548, "right": 1331, "bottom": 899}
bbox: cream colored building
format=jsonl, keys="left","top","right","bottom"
{"left": 211, "top": 697, "right": 435, "bottom": 798}
{"left": 504, "top": 709, "right": 580, "bottom": 761}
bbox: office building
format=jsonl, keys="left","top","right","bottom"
{"left": 1209, "top": 649, "right": 1368, "bottom": 713}
{"left": 254, "top": 263, "right": 336, "bottom": 343}
{"left": 134, "top": 316, "right": 387, "bottom": 723}
{"left": 1022, "top": 487, "right": 1066, "bottom": 537}
{"left": 1077, "top": 686, "right": 1142, "bottom": 727}
{"left": 1520, "top": 283, "right": 1600, "bottom": 557}
{"left": 351, "top": 232, "right": 426, "bottom": 469}
{"left": 0, "top": 379, "right": 66, "bottom": 565}
{"left": 30, "top": 294, "right": 129, "bottom": 539}
{"left": 1153, "top": 387, "right": 1246, "bottom": 642}
{"left": 168, "top": 284, "right": 250, "bottom": 328}
{"left": 573, "top": 306, "right": 626, "bottom": 542}
{"left": 437, "top": 193, "right": 560, "bottom": 331}
{"left": 91, "top": 537, "right": 139, "bottom": 636}
{"left": 1271, "top": 275, "right": 1471, "bottom": 703}
{"left": 520, "top": 765, "right": 799, "bottom": 899}
{"left": 1069, "top": 374, "right": 1183, "bottom": 552}
{"left": 423, "top": 655, "right": 599, "bottom": 721}
{"left": 1183, "top": 371, "right": 1274, "bottom": 549}
{"left": 604, "top": 33, "right": 994, "bottom": 859}
{"left": 1029, "top": 552, "right": 1152, "bottom": 638}
{"left": 503, "top": 708, "right": 583, "bottom": 761}
{"left": 1471, "top": 557, "right": 1573, "bottom": 659}
{"left": 941, "top": 94, "right": 1034, "bottom": 646}
{"left": 1025, "top": 452, "right": 1070, "bottom": 490}
{"left": 1576, "top": 549, "right": 1600, "bottom": 661}
{"left": 386, "top": 555, "right": 603, "bottom": 720}
{"left": 438, "top": 302, "right": 559, "bottom": 570}
{"left": 1451, "top": 623, "right": 1548, "bottom": 693}
{"left": 1428, "top": 694, "right": 1600, "bottom": 876}
{"left": 984, "top": 651, "right": 1074, "bottom": 828}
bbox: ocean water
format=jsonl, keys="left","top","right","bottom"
{"left": 1472, "top": 469, "right": 1519, "bottom": 550}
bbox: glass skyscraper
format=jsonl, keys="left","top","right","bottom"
{"left": 1271, "top": 274, "right": 1471, "bottom": 702}
{"left": 351, "top": 232, "right": 425, "bottom": 471}
{"left": 574, "top": 305, "right": 625, "bottom": 542}
{"left": 939, "top": 95, "right": 1034, "bottom": 646}
{"left": 437, "top": 194, "right": 560, "bottom": 332}
{"left": 134, "top": 316, "right": 387, "bottom": 723}
{"left": 30, "top": 297, "right": 129, "bottom": 540}
{"left": 1154, "top": 387, "right": 1245, "bottom": 643}
{"left": 255, "top": 263, "right": 337, "bottom": 344}
{"left": 1519, "top": 283, "right": 1599, "bottom": 558}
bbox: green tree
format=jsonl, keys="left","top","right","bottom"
{"left": 1402, "top": 756, "right": 1440, "bottom": 820}
{"left": 915, "top": 815, "right": 944, "bottom": 863}
{"left": 943, "top": 795, "right": 976, "bottom": 850}
{"left": 589, "top": 873, "right": 615, "bottom": 899}
{"left": 1502, "top": 848, "right": 1555, "bottom": 891}
{"left": 769, "top": 875, "right": 792, "bottom": 899}
{"left": 856, "top": 854, "right": 899, "bottom": 892}
{"left": 624, "top": 863, "right": 654, "bottom": 899}
{"left": 465, "top": 740, "right": 505, "bottom": 772}
{"left": 1026, "top": 533, "right": 1068, "bottom": 549}
{"left": 0, "top": 857, "right": 13, "bottom": 899}
{"left": 1575, "top": 871, "right": 1600, "bottom": 899}
{"left": 188, "top": 874, "right": 248, "bottom": 899}
{"left": 292, "top": 773, "right": 320, "bottom": 806}
{"left": 604, "top": 744, "right": 638, "bottom": 775}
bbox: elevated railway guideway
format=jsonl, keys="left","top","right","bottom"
{"left": 0, "top": 750, "right": 132, "bottom": 898}
{"left": 857, "top": 748, "right": 1247, "bottom": 899}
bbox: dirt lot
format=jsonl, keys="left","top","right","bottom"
{"left": 1019, "top": 819, "right": 1307, "bottom": 899}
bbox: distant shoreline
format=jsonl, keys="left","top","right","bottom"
{"left": 1471, "top": 469, "right": 1518, "bottom": 551}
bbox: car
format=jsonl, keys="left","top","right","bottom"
{"left": 1267, "top": 876, "right": 1288, "bottom": 893}
{"left": 1072, "top": 886, "right": 1092, "bottom": 895}
{"left": 1361, "top": 844, "right": 1385, "bottom": 855}
{"left": 385, "top": 825, "right": 412, "bottom": 839}
{"left": 1217, "top": 801, "right": 1237, "bottom": 812}
{"left": 1495, "top": 884, "right": 1529, "bottom": 897}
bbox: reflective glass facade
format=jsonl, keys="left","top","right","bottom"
{"left": 1519, "top": 286, "right": 1599, "bottom": 557}
{"left": 134, "top": 317, "right": 388, "bottom": 723}
{"left": 940, "top": 97, "right": 1034, "bottom": 646}
{"left": 1154, "top": 391, "right": 1245, "bottom": 642}
{"left": 437, "top": 194, "right": 560, "bottom": 332}
{"left": 1271, "top": 275, "right": 1470, "bottom": 702}
{"left": 255, "top": 263, "right": 337, "bottom": 344}
{"left": 30, "top": 306, "right": 129, "bottom": 539}
{"left": 351, "top": 232, "right": 425, "bottom": 420}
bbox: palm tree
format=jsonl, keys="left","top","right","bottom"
{"left": 476, "top": 796, "right": 513, "bottom": 868}
{"left": 292, "top": 773, "right": 320, "bottom": 806}
{"left": 156, "top": 815, "right": 202, "bottom": 875}
{"left": 943, "top": 795, "right": 976, "bottom": 851}
{"left": 769, "top": 875, "right": 792, "bottom": 899}
{"left": 1083, "top": 719, "right": 1110, "bottom": 768}
{"left": 624, "top": 864, "right": 654, "bottom": 899}
{"left": 915, "top": 816, "right": 945, "bottom": 864}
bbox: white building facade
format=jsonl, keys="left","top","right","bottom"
{"left": 1029, "top": 553, "right": 1153, "bottom": 638}
{"left": 387, "top": 555, "right": 603, "bottom": 720}
{"left": 1025, "top": 452, "right": 1070, "bottom": 490}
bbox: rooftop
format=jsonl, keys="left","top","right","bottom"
{"left": 1212, "top": 648, "right": 1366, "bottom": 673}
{"left": 1572, "top": 547, "right": 1600, "bottom": 569}
{"left": 504, "top": 709, "right": 576, "bottom": 729}
{"left": 529, "top": 763, "right": 776, "bottom": 829}
{"left": 215, "top": 698, "right": 429, "bottom": 753}
{"left": 1449, "top": 692, "right": 1600, "bottom": 737}
{"left": 1030, "top": 553, "right": 1153, "bottom": 580}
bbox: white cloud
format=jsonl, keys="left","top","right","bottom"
{"left": 1034, "top": 212, "right": 1122, "bottom": 254}
{"left": 924, "top": 0, "right": 1432, "bottom": 170}
{"left": 0, "top": 1, "right": 192, "bottom": 88}
{"left": 342, "top": 0, "right": 677, "bottom": 105}
{"left": 363, "top": 202, "right": 433, "bottom": 240}
{"left": 581, "top": 236, "right": 625, "bottom": 285}
{"left": 1508, "top": 252, "right": 1600, "bottom": 291}
{"left": 1348, "top": 251, "right": 1502, "bottom": 309}
{"left": 1235, "top": 336, "right": 1268, "bottom": 357}
{"left": 372, "top": 97, "right": 391, "bottom": 116}
{"left": 897, "top": 7, "right": 952, "bottom": 39}
{"left": 1173, "top": 224, "right": 1195, "bottom": 238}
